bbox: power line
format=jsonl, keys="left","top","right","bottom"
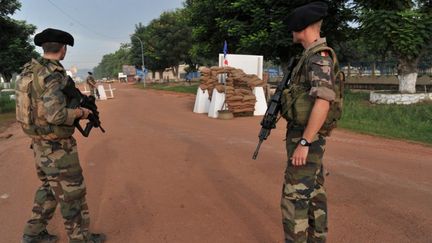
{"left": 46, "top": 0, "right": 125, "bottom": 40}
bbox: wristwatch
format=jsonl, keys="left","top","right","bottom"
{"left": 298, "top": 138, "right": 312, "bottom": 147}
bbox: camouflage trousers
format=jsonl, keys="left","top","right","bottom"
{"left": 90, "top": 86, "right": 100, "bottom": 99}
{"left": 281, "top": 130, "right": 327, "bottom": 243}
{"left": 24, "top": 137, "right": 90, "bottom": 242}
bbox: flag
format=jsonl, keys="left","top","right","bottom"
{"left": 223, "top": 40, "right": 228, "bottom": 65}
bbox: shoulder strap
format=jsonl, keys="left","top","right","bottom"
{"left": 312, "top": 46, "right": 345, "bottom": 100}
{"left": 30, "top": 58, "right": 66, "bottom": 97}
{"left": 307, "top": 45, "right": 339, "bottom": 71}
{"left": 291, "top": 43, "right": 338, "bottom": 84}
{"left": 30, "top": 59, "right": 46, "bottom": 98}
{"left": 317, "top": 46, "right": 345, "bottom": 99}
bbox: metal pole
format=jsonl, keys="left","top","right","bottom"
{"left": 132, "top": 35, "right": 145, "bottom": 87}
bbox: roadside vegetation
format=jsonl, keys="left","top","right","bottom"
{"left": 0, "top": 112, "right": 15, "bottom": 133}
{"left": 139, "top": 83, "right": 198, "bottom": 94}
{"left": 0, "top": 95, "right": 15, "bottom": 114}
{"left": 0, "top": 94, "right": 16, "bottom": 132}
{"left": 339, "top": 90, "right": 432, "bottom": 144}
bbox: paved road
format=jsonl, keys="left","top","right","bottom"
{"left": 1, "top": 83, "right": 431, "bottom": 243}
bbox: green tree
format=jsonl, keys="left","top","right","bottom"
{"left": 0, "top": 0, "right": 38, "bottom": 82}
{"left": 130, "top": 9, "right": 192, "bottom": 80}
{"left": 131, "top": 23, "right": 167, "bottom": 79}
{"left": 357, "top": 0, "right": 432, "bottom": 93}
{"left": 0, "top": 0, "right": 21, "bottom": 15}
{"left": 184, "top": 0, "right": 355, "bottom": 68}
{"left": 93, "top": 43, "right": 131, "bottom": 79}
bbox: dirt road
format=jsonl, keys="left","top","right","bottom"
{"left": 1, "top": 83, "right": 431, "bottom": 243}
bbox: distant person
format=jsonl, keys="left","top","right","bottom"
{"left": 185, "top": 72, "right": 192, "bottom": 85}
{"left": 86, "top": 71, "right": 100, "bottom": 99}
{"left": 278, "top": 2, "right": 342, "bottom": 242}
{"left": 16, "top": 28, "right": 106, "bottom": 243}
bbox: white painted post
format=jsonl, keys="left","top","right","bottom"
{"left": 193, "top": 88, "right": 211, "bottom": 113}
{"left": 97, "top": 84, "right": 107, "bottom": 100}
{"left": 208, "top": 89, "right": 226, "bottom": 118}
{"left": 253, "top": 87, "right": 267, "bottom": 116}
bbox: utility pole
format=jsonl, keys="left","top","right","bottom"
{"left": 132, "top": 35, "right": 145, "bottom": 87}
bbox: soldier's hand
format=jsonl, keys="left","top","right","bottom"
{"left": 75, "top": 108, "right": 92, "bottom": 119}
{"left": 291, "top": 145, "right": 309, "bottom": 166}
{"left": 80, "top": 108, "right": 92, "bottom": 119}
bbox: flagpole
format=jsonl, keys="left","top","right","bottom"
{"left": 222, "top": 40, "right": 228, "bottom": 111}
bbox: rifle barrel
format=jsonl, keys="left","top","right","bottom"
{"left": 252, "top": 140, "right": 263, "bottom": 160}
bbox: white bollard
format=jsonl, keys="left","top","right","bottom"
{"left": 208, "top": 89, "right": 226, "bottom": 118}
{"left": 97, "top": 84, "right": 107, "bottom": 100}
{"left": 193, "top": 88, "right": 211, "bottom": 113}
{"left": 106, "top": 84, "right": 116, "bottom": 99}
{"left": 253, "top": 86, "right": 267, "bottom": 116}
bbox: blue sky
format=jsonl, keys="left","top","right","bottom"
{"left": 13, "top": 0, "right": 184, "bottom": 70}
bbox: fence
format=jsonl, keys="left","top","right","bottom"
{"left": 0, "top": 81, "right": 15, "bottom": 90}
{"left": 341, "top": 61, "right": 432, "bottom": 77}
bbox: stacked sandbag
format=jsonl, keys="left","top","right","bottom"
{"left": 198, "top": 67, "right": 218, "bottom": 98}
{"left": 211, "top": 66, "right": 236, "bottom": 76}
{"left": 198, "top": 66, "right": 266, "bottom": 115}
{"left": 223, "top": 67, "right": 263, "bottom": 115}
{"left": 244, "top": 74, "right": 265, "bottom": 89}
{"left": 198, "top": 66, "right": 235, "bottom": 99}
{"left": 225, "top": 87, "right": 256, "bottom": 114}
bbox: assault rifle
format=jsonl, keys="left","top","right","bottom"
{"left": 252, "top": 57, "right": 298, "bottom": 160}
{"left": 63, "top": 76, "right": 105, "bottom": 137}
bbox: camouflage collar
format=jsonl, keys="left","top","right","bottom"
{"left": 38, "top": 57, "right": 65, "bottom": 72}
{"left": 304, "top": 37, "right": 327, "bottom": 52}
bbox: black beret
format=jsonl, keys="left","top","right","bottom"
{"left": 286, "top": 1, "right": 328, "bottom": 32}
{"left": 34, "top": 28, "right": 74, "bottom": 47}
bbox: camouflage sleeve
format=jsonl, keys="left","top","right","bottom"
{"left": 42, "top": 73, "right": 77, "bottom": 126}
{"left": 307, "top": 53, "right": 336, "bottom": 101}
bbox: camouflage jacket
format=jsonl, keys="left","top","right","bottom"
{"left": 24, "top": 58, "right": 77, "bottom": 139}
{"left": 281, "top": 38, "right": 338, "bottom": 132}
{"left": 86, "top": 75, "right": 96, "bottom": 87}
{"left": 292, "top": 37, "right": 336, "bottom": 102}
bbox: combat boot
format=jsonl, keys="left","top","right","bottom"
{"left": 87, "top": 233, "right": 106, "bottom": 243}
{"left": 22, "top": 230, "right": 58, "bottom": 243}
{"left": 69, "top": 233, "right": 106, "bottom": 243}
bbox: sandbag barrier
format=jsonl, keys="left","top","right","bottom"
{"left": 198, "top": 66, "right": 266, "bottom": 115}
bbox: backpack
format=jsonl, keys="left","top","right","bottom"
{"left": 15, "top": 61, "right": 36, "bottom": 133}
{"left": 317, "top": 46, "right": 345, "bottom": 136}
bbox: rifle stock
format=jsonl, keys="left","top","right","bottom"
{"left": 252, "top": 57, "right": 297, "bottom": 160}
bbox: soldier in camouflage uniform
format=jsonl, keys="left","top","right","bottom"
{"left": 17, "top": 28, "right": 106, "bottom": 243}
{"left": 279, "top": 2, "right": 338, "bottom": 242}
{"left": 86, "top": 72, "right": 99, "bottom": 99}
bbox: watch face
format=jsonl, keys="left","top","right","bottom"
{"left": 300, "top": 139, "right": 306, "bottom": 145}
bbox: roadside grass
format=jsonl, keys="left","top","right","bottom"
{"left": 0, "top": 95, "right": 15, "bottom": 114}
{"left": 0, "top": 112, "right": 15, "bottom": 133}
{"left": 339, "top": 90, "right": 432, "bottom": 144}
{"left": 138, "top": 83, "right": 198, "bottom": 94}
{"left": 0, "top": 92, "right": 16, "bottom": 132}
